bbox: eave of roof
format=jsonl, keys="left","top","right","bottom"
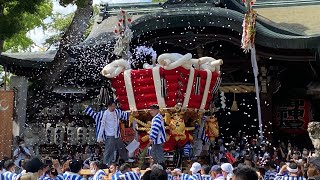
{"left": 0, "top": 51, "right": 56, "bottom": 68}
{"left": 1, "top": 1, "right": 320, "bottom": 67}
{"left": 256, "top": 5, "right": 320, "bottom": 36}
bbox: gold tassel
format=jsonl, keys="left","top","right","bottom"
{"left": 231, "top": 93, "right": 239, "bottom": 111}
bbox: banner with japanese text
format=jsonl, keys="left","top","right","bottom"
{"left": 275, "top": 99, "right": 311, "bottom": 134}
{"left": 0, "top": 91, "right": 14, "bottom": 159}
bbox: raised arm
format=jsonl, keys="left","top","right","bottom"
{"left": 84, "top": 106, "right": 102, "bottom": 123}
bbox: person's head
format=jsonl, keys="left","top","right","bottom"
{"left": 141, "top": 170, "right": 152, "bottom": 180}
{"left": 109, "top": 163, "right": 118, "bottom": 174}
{"left": 201, "top": 164, "right": 210, "bottom": 175}
{"left": 69, "top": 159, "right": 83, "bottom": 174}
{"left": 151, "top": 164, "right": 163, "bottom": 171}
{"left": 90, "top": 161, "right": 99, "bottom": 174}
{"left": 149, "top": 104, "right": 160, "bottom": 116}
{"left": 213, "top": 145, "right": 220, "bottom": 154}
{"left": 107, "top": 100, "right": 117, "bottom": 112}
{"left": 94, "top": 146, "right": 100, "bottom": 154}
{"left": 119, "top": 163, "right": 131, "bottom": 174}
{"left": 150, "top": 168, "right": 168, "bottom": 180}
{"left": 221, "top": 163, "right": 233, "bottom": 178}
{"left": 287, "top": 162, "right": 299, "bottom": 175}
{"left": 4, "top": 160, "right": 15, "bottom": 172}
{"left": 19, "top": 159, "right": 26, "bottom": 169}
{"left": 25, "top": 157, "right": 44, "bottom": 174}
{"left": 267, "top": 160, "right": 277, "bottom": 170}
{"left": 49, "top": 168, "right": 59, "bottom": 178}
{"left": 84, "top": 146, "right": 91, "bottom": 154}
{"left": 190, "top": 162, "right": 202, "bottom": 175}
{"left": 302, "top": 148, "right": 308, "bottom": 156}
{"left": 308, "top": 157, "right": 320, "bottom": 177}
{"left": 18, "top": 139, "right": 25, "bottom": 147}
{"left": 244, "top": 156, "right": 254, "bottom": 167}
{"left": 210, "top": 165, "right": 222, "bottom": 178}
{"left": 233, "top": 166, "right": 258, "bottom": 180}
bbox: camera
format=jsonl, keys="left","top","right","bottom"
{"left": 19, "top": 146, "right": 25, "bottom": 153}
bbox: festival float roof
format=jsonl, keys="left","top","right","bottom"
{"left": 0, "top": 0, "right": 319, "bottom": 88}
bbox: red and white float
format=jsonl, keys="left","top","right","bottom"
{"left": 101, "top": 52, "right": 222, "bottom": 153}
{"left": 102, "top": 53, "right": 222, "bottom": 111}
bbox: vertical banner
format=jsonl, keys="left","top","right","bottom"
{"left": 275, "top": 99, "right": 311, "bottom": 134}
{"left": 0, "top": 90, "right": 14, "bottom": 159}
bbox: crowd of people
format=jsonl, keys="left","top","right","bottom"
{"left": 1, "top": 101, "right": 320, "bottom": 180}
{"left": 2, "top": 139, "right": 320, "bottom": 180}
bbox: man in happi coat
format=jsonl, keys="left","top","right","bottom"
{"left": 149, "top": 104, "right": 166, "bottom": 164}
{"left": 84, "top": 100, "right": 129, "bottom": 165}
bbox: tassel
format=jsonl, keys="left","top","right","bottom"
{"left": 231, "top": 93, "right": 239, "bottom": 111}
{"left": 98, "top": 87, "right": 109, "bottom": 106}
{"left": 161, "top": 75, "right": 167, "bottom": 97}
{"left": 177, "top": 78, "right": 183, "bottom": 103}
{"left": 195, "top": 74, "right": 201, "bottom": 95}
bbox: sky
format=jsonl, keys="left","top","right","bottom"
{"left": 27, "top": 0, "right": 152, "bottom": 51}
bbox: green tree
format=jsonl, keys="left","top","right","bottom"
{"left": 0, "top": 0, "right": 53, "bottom": 52}
{"left": 44, "top": 4, "right": 98, "bottom": 50}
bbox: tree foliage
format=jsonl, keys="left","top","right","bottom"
{"left": 0, "top": 0, "right": 53, "bottom": 52}
{"left": 44, "top": 4, "right": 98, "bottom": 49}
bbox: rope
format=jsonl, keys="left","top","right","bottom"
{"left": 219, "top": 85, "right": 256, "bottom": 93}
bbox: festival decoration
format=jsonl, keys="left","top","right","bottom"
{"left": 67, "top": 124, "right": 77, "bottom": 145}
{"left": 231, "top": 93, "right": 239, "bottom": 111}
{"left": 77, "top": 127, "right": 86, "bottom": 145}
{"left": 241, "top": 0, "right": 257, "bottom": 52}
{"left": 164, "top": 111, "right": 194, "bottom": 142}
{"left": 113, "top": 10, "right": 133, "bottom": 57}
{"left": 54, "top": 123, "right": 65, "bottom": 145}
{"left": 45, "top": 124, "right": 55, "bottom": 145}
{"left": 101, "top": 53, "right": 222, "bottom": 111}
{"left": 38, "top": 124, "right": 46, "bottom": 145}
{"left": 308, "top": 122, "right": 320, "bottom": 157}
{"left": 24, "top": 124, "right": 40, "bottom": 146}
{"left": 275, "top": 99, "right": 311, "bottom": 134}
{"left": 102, "top": 49, "right": 223, "bottom": 154}
{"left": 204, "top": 115, "right": 219, "bottom": 142}
{"left": 130, "top": 46, "right": 157, "bottom": 69}
{"left": 129, "top": 105, "right": 196, "bottom": 152}
{"left": 241, "top": 0, "right": 263, "bottom": 139}
{"left": 220, "top": 91, "right": 226, "bottom": 109}
{"left": 86, "top": 126, "right": 96, "bottom": 145}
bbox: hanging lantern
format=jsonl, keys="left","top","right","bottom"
{"left": 67, "top": 125, "right": 77, "bottom": 145}
{"left": 77, "top": 127, "right": 86, "bottom": 146}
{"left": 98, "top": 86, "right": 110, "bottom": 106}
{"left": 46, "top": 124, "right": 55, "bottom": 145}
{"left": 231, "top": 93, "right": 239, "bottom": 111}
{"left": 86, "top": 126, "right": 96, "bottom": 145}
{"left": 38, "top": 124, "right": 46, "bottom": 145}
{"left": 54, "top": 124, "right": 65, "bottom": 145}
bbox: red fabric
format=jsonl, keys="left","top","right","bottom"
{"left": 225, "top": 152, "right": 235, "bottom": 164}
{"left": 110, "top": 67, "right": 220, "bottom": 111}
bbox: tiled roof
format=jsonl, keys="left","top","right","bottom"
{"left": 256, "top": 5, "right": 320, "bottom": 35}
